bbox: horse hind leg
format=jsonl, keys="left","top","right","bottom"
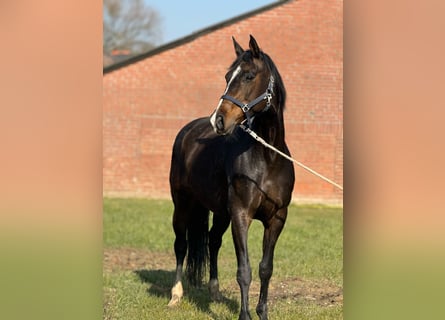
{"left": 168, "top": 201, "right": 188, "bottom": 307}
{"left": 208, "top": 213, "right": 230, "bottom": 301}
{"left": 256, "top": 207, "right": 287, "bottom": 320}
{"left": 169, "top": 196, "right": 212, "bottom": 307}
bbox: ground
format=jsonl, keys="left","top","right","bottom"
{"left": 104, "top": 247, "right": 343, "bottom": 308}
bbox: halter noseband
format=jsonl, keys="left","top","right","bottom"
{"left": 220, "top": 75, "right": 275, "bottom": 128}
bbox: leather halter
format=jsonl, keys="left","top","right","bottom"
{"left": 220, "top": 75, "right": 275, "bottom": 128}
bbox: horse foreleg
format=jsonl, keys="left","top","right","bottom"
{"left": 256, "top": 208, "right": 287, "bottom": 320}
{"left": 231, "top": 214, "right": 253, "bottom": 320}
{"left": 208, "top": 213, "right": 230, "bottom": 301}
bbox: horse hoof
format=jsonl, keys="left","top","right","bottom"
{"left": 209, "top": 279, "right": 223, "bottom": 302}
{"left": 210, "top": 290, "right": 224, "bottom": 302}
{"left": 168, "top": 281, "right": 183, "bottom": 307}
{"left": 238, "top": 313, "right": 252, "bottom": 320}
{"left": 167, "top": 295, "right": 181, "bottom": 307}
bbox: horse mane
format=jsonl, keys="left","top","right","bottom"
{"left": 262, "top": 52, "right": 286, "bottom": 112}
{"left": 228, "top": 49, "right": 287, "bottom": 112}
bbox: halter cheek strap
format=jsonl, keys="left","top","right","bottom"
{"left": 220, "top": 76, "right": 275, "bottom": 128}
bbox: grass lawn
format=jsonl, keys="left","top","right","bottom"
{"left": 103, "top": 198, "right": 343, "bottom": 319}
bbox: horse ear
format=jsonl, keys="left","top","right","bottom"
{"left": 232, "top": 36, "right": 244, "bottom": 57}
{"left": 249, "top": 35, "right": 261, "bottom": 58}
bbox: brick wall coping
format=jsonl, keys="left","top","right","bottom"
{"left": 103, "top": 0, "right": 294, "bottom": 74}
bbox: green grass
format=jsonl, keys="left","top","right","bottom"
{"left": 103, "top": 198, "right": 343, "bottom": 319}
{"left": 103, "top": 198, "right": 174, "bottom": 250}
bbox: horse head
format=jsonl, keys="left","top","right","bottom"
{"left": 210, "top": 35, "right": 277, "bottom": 135}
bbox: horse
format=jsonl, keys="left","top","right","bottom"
{"left": 168, "top": 35, "right": 295, "bottom": 320}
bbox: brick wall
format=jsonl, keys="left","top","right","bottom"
{"left": 103, "top": 0, "right": 343, "bottom": 203}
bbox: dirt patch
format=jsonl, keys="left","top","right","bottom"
{"left": 219, "top": 277, "right": 342, "bottom": 307}
{"left": 263, "top": 278, "right": 342, "bottom": 306}
{"left": 103, "top": 248, "right": 342, "bottom": 306}
{"left": 103, "top": 247, "right": 174, "bottom": 273}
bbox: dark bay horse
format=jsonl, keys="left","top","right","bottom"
{"left": 168, "top": 35, "right": 295, "bottom": 320}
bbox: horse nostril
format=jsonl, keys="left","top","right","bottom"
{"left": 216, "top": 115, "right": 224, "bottom": 131}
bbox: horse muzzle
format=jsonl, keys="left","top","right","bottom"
{"left": 210, "top": 108, "right": 243, "bottom": 135}
{"left": 215, "top": 114, "right": 225, "bottom": 133}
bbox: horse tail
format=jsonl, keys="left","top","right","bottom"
{"left": 185, "top": 206, "right": 209, "bottom": 286}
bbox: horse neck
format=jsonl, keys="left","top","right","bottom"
{"left": 252, "top": 107, "right": 286, "bottom": 149}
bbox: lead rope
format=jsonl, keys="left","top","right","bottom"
{"left": 239, "top": 123, "right": 343, "bottom": 191}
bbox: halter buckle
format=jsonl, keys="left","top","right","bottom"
{"left": 266, "top": 92, "right": 272, "bottom": 107}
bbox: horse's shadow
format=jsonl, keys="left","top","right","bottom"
{"left": 135, "top": 269, "right": 239, "bottom": 318}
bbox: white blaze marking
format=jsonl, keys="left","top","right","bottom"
{"left": 223, "top": 65, "right": 242, "bottom": 95}
{"left": 210, "top": 66, "right": 241, "bottom": 131}
{"left": 210, "top": 110, "right": 217, "bottom": 129}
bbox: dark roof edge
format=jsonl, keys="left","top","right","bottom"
{"left": 103, "top": 0, "right": 294, "bottom": 74}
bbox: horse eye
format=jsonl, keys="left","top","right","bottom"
{"left": 244, "top": 73, "right": 255, "bottom": 82}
